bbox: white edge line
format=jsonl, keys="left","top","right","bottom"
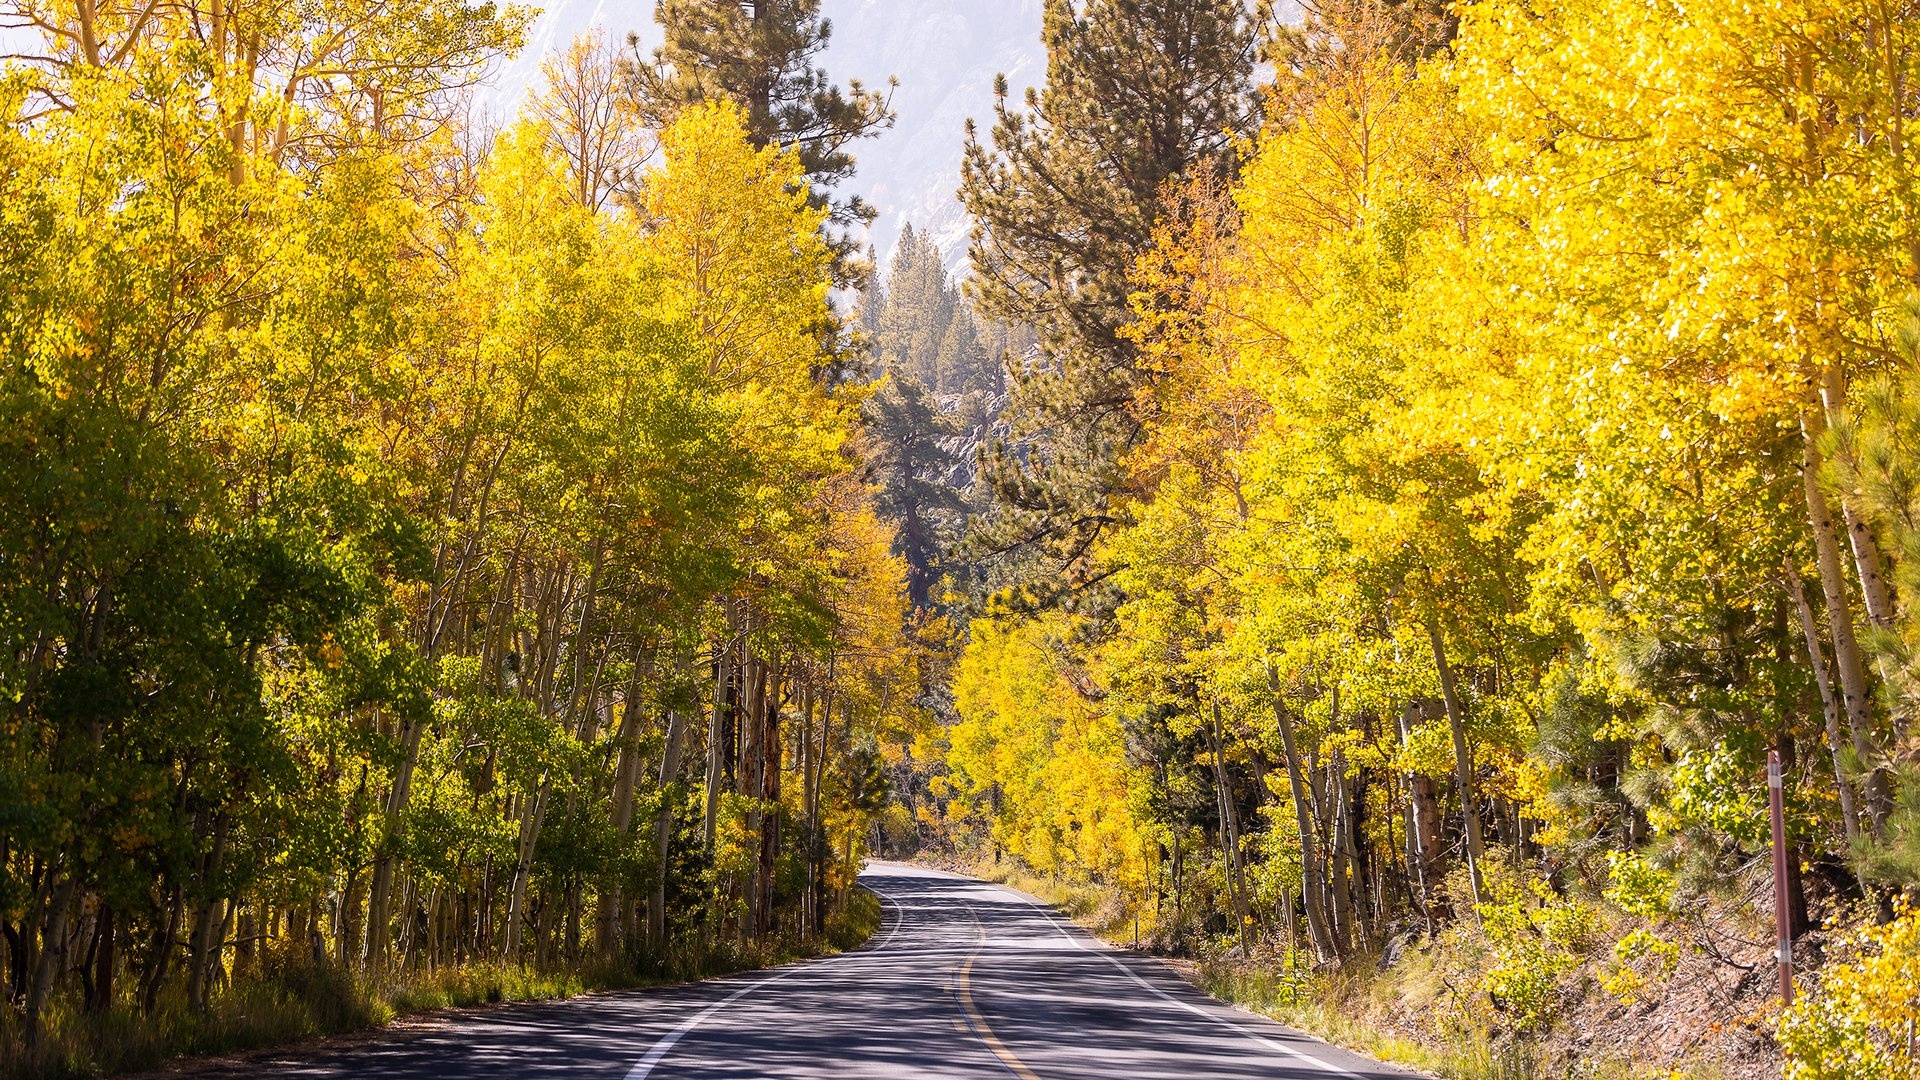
{"left": 993, "top": 883, "right": 1365, "bottom": 1079}
{"left": 623, "top": 968, "right": 798, "bottom": 1080}
{"left": 624, "top": 884, "right": 905, "bottom": 1080}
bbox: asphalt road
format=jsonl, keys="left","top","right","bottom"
{"left": 216, "top": 863, "right": 1414, "bottom": 1079}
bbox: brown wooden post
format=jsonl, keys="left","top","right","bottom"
{"left": 1768, "top": 749, "right": 1794, "bottom": 1004}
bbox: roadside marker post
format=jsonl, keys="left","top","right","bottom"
{"left": 1768, "top": 749, "right": 1793, "bottom": 1005}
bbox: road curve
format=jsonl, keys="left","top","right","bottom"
{"left": 208, "top": 863, "right": 1416, "bottom": 1079}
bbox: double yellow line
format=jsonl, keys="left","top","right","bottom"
{"left": 955, "top": 901, "right": 1045, "bottom": 1080}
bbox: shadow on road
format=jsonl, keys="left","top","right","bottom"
{"left": 188, "top": 863, "right": 1417, "bottom": 1080}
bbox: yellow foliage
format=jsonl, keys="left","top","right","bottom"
{"left": 948, "top": 617, "right": 1151, "bottom": 894}
{"left": 1780, "top": 907, "right": 1920, "bottom": 1080}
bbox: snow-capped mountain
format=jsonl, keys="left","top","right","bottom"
{"left": 492, "top": 0, "right": 1047, "bottom": 271}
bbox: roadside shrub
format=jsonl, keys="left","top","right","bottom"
{"left": 1778, "top": 905, "right": 1920, "bottom": 1080}
{"left": 1472, "top": 871, "right": 1600, "bottom": 1035}
{"left": 1600, "top": 851, "right": 1681, "bottom": 1006}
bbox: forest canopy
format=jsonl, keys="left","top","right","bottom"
{"left": 7, "top": 0, "right": 1920, "bottom": 1077}
{"left": 0, "top": 0, "right": 925, "bottom": 1069}
{"left": 915, "top": 0, "right": 1920, "bottom": 1075}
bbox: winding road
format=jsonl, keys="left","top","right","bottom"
{"left": 214, "top": 863, "right": 1413, "bottom": 1079}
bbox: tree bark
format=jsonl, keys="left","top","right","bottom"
{"left": 737, "top": 653, "right": 767, "bottom": 937}
{"left": 88, "top": 902, "right": 115, "bottom": 1014}
{"left": 1398, "top": 701, "right": 1444, "bottom": 926}
{"left": 1820, "top": 365, "right": 1896, "bottom": 630}
{"left": 648, "top": 702, "right": 690, "bottom": 948}
{"left": 1785, "top": 560, "right": 1862, "bottom": 841}
{"left": 23, "top": 868, "right": 75, "bottom": 1045}
{"left": 704, "top": 600, "right": 739, "bottom": 852}
{"left": 1335, "top": 749, "right": 1369, "bottom": 947}
{"left": 1263, "top": 658, "right": 1338, "bottom": 964}
{"left": 139, "top": 881, "right": 183, "bottom": 1014}
{"left": 365, "top": 706, "right": 427, "bottom": 971}
{"left": 1207, "top": 702, "right": 1251, "bottom": 953}
{"left": 185, "top": 814, "right": 231, "bottom": 1008}
{"left": 755, "top": 667, "right": 783, "bottom": 938}
{"left": 1801, "top": 408, "right": 1888, "bottom": 835}
{"left": 601, "top": 658, "right": 647, "bottom": 958}
{"left": 503, "top": 783, "right": 548, "bottom": 961}
{"left": 807, "top": 684, "right": 836, "bottom": 935}
{"left": 1424, "top": 615, "right": 1487, "bottom": 910}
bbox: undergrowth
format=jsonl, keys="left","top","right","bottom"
{"left": 1, "top": 888, "right": 882, "bottom": 1080}
{"left": 955, "top": 854, "right": 1744, "bottom": 1080}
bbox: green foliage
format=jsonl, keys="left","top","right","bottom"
{"left": 959, "top": 0, "right": 1261, "bottom": 606}
{"left": 1779, "top": 906, "right": 1920, "bottom": 1080}
{"left": 627, "top": 0, "right": 896, "bottom": 282}
{"left": 1470, "top": 874, "right": 1600, "bottom": 1036}
{"left": 1, "top": 10, "right": 922, "bottom": 1069}
{"left": 1602, "top": 852, "right": 1675, "bottom": 921}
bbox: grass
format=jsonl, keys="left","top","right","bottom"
{"left": 945, "top": 856, "right": 1738, "bottom": 1080}
{"left": 1, "top": 888, "right": 884, "bottom": 1080}
{"left": 1195, "top": 946, "right": 1741, "bottom": 1080}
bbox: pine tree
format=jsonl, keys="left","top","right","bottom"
{"left": 627, "top": 0, "right": 896, "bottom": 284}
{"left": 875, "top": 226, "right": 958, "bottom": 390}
{"left": 861, "top": 374, "right": 965, "bottom": 609}
{"left": 935, "top": 309, "right": 994, "bottom": 404}
{"left": 959, "top": 0, "right": 1261, "bottom": 607}
{"left": 860, "top": 224, "right": 1007, "bottom": 609}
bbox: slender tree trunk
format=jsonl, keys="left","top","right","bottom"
{"left": 1171, "top": 830, "right": 1185, "bottom": 950}
{"left": 756, "top": 668, "right": 783, "bottom": 939}
{"left": 185, "top": 814, "right": 231, "bottom": 1009}
{"left": 1336, "top": 751, "right": 1369, "bottom": 948}
{"left": 1801, "top": 409, "right": 1888, "bottom": 835}
{"left": 1424, "top": 615, "right": 1487, "bottom": 910}
{"left": 23, "top": 869, "right": 75, "bottom": 1045}
{"left": 798, "top": 681, "right": 816, "bottom": 937}
{"left": 704, "top": 601, "right": 739, "bottom": 851}
{"left": 808, "top": 685, "right": 836, "bottom": 935}
{"left": 737, "top": 654, "right": 766, "bottom": 937}
{"left": 88, "top": 902, "right": 115, "bottom": 1014}
{"left": 140, "top": 881, "right": 183, "bottom": 1014}
{"left": 365, "top": 707, "right": 426, "bottom": 971}
{"left": 1207, "top": 702, "right": 1250, "bottom": 953}
{"left": 649, "top": 702, "right": 691, "bottom": 947}
{"left": 477, "top": 854, "right": 494, "bottom": 957}
{"left": 1820, "top": 365, "right": 1897, "bottom": 630}
{"left": 503, "top": 783, "right": 548, "bottom": 961}
{"left": 565, "top": 876, "right": 583, "bottom": 963}
{"left": 1842, "top": 503, "right": 1894, "bottom": 629}
{"left": 1327, "top": 771, "right": 1352, "bottom": 955}
{"left": 602, "top": 654, "right": 647, "bottom": 957}
{"left": 1263, "top": 658, "right": 1338, "bottom": 963}
{"left": 1398, "top": 702, "right": 1442, "bottom": 928}
{"left": 1786, "top": 560, "right": 1863, "bottom": 841}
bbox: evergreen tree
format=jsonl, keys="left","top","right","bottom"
{"left": 860, "top": 224, "right": 1008, "bottom": 610}
{"left": 959, "top": 0, "right": 1262, "bottom": 609}
{"left": 936, "top": 308, "right": 996, "bottom": 405}
{"left": 861, "top": 374, "right": 965, "bottom": 609}
{"left": 875, "top": 226, "right": 959, "bottom": 390}
{"left": 627, "top": 0, "right": 897, "bottom": 284}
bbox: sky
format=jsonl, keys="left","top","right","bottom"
{"left": 489, "top": 0, "right": 1048, "bottom": 271}
{"left": 0, "top": 1, "right": 1045, "bottom": 270}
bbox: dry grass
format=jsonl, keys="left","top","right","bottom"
{"left": 944, "top": 855, "right": 1755, "bottom": 1080}
{"left": 2, "top": 890, "right": 883, "bottom": 1080}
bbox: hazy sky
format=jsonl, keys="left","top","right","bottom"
{"left": 0, "top": 2, "right": 1046, "bottom": 269}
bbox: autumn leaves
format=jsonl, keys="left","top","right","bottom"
{"left": 1, "top": 4, "right": 917, "bottom": 1063}
{"left": 936, "top": 0, "right": 1920, "bottom": 1063}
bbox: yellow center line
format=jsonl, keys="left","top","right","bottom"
{"left": 956, "top": 901, "right": 1046, "bottom": 1080}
